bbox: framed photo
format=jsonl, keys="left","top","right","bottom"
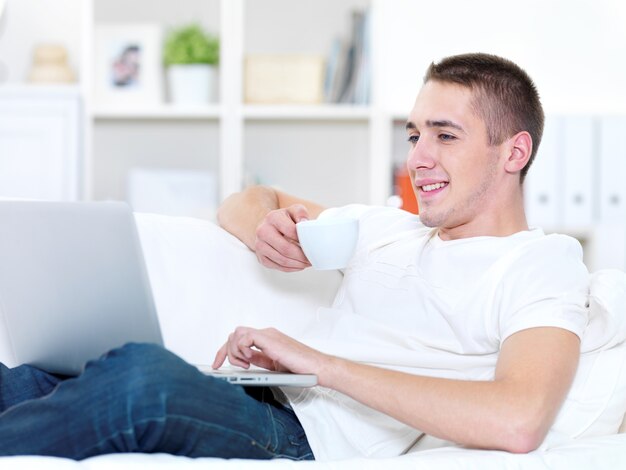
{"left": 94, "top": 24, "right": 163, "bottom": 107}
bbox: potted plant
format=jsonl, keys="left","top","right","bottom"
{"left": 163, "top": 24, "right": 219, "bottom": 104}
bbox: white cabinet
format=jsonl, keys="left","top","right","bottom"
{"left": 0, "top": 86, "right": 81, "bottom": 201}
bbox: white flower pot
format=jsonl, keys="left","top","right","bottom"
{"left": 167, "top": 64, "right": 218, "bottom": 105}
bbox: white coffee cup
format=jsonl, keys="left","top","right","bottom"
{"left": 296, "top": 217, "right": 359, "bottom": 270}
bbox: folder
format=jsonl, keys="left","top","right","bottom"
{"left": 525, "top": 116, "right": 562, "bottom": 228}
{"left": 599, "top": 117, "right": 626, "bottom": 223}
{"left": 562, "top": 116, "right": 594, "bottom": 226}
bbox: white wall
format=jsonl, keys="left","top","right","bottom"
{"left": 0, "top": 0, "right": 83, "bottom": 83}
{"left": 376, "top": 0, "right": 626, "bottom": 115}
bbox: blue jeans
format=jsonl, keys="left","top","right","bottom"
{"left": 0, "top": 343, "right": 314, "bottom": 460}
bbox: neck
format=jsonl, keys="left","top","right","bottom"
{"left": 438, "top": 186, "right": 529, "bottom": 241}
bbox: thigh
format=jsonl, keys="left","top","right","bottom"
{"left": 57, "top": 343, "right": 311, "bottom": 459}
{"left": 116, "top": 346, "right": 313, "bottom": 459}
{"left": 0, "top": 363, "right": 64, "bottom": 413}
{"left": 0, "top": 344, "right": 313, "bottom": 459}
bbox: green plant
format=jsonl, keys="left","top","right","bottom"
{"left": 163, "top": 24, "right": 219, "bottom": 66}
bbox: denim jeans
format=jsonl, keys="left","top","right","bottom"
{"left": 0, "top": 343, "right": 314, "bottom": 460}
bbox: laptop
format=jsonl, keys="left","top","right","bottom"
{"left": 0, "top": 201, "right": 316, "bottom": 387}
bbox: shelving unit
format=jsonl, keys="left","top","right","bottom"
{"left": 78, "top": 0, "right": 395, "bottom": 213}
{"left": 242, "top": 105, "right": 371, "bottom": 121}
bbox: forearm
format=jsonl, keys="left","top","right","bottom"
{"left": 217, "top": 186, "right": 280, "bottom": 250}
{"left": 214, "top": 325, "right": 577, "bottom": 452}
{"left": 217, "top": 186, "right": 326, "bottom": 259}
{"left": 320, "top": 358, "right": 548, "bottom": 453}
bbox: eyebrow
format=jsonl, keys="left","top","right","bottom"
{"left": 405, "top": 119, "right": 465, "bottom": 133}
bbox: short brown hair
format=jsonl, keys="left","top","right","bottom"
{"left": 424, "top": 53, "right": 544, "bottom": 182}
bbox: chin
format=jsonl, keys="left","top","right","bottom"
{"left": 417, "top": 211, "right": 438, "bottom": 227}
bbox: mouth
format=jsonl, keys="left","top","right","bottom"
{"left": 416, "top": 180, "right": 449, "bottom": 198}
{"left": 420, "top": 182, "right": 448, "bottom": 193}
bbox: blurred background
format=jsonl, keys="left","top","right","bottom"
{"left": 0, "top": 0, "right": 624, "bottom": 270}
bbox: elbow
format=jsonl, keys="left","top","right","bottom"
{"left": 502, "top": 431, "right": 543, "bottom": 454}
{"left": 498, "top": 417, "right": 547, "bottom": 454}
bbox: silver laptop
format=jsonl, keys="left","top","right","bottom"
{"left": 0, "top": 201, "right": 317, "bottom": 387}
{"left": 198, "top": 366, "right": 317, "bottom": 387}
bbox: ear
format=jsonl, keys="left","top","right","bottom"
{"left": 503, "top": 131, "right": 532, "bottom": 175}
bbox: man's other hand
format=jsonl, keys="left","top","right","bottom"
{"left": 254, "top": 204, "right": 312, "bottom": 272}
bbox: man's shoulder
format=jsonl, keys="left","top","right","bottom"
{"left": 498, "top": 230, "right": 588, "bottom": 291}
{"left": 519, "top": 230, "right": 584, "bottom": 260}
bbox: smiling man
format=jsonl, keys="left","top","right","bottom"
{"left": 0, "top": 53, "right": 594, "bottom": 462}
{"left": 217, "top": 53, "right": 591, "bottom": 458}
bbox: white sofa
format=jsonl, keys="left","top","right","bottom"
{"left": 2, "top": 213, "right": 625, "bottom": 469}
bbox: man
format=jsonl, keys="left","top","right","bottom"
{"left": 0, "top": 53, "right": 589, "bottom": 460}
{"left": 214, "top": 52, "right": 589, "bottom": 457}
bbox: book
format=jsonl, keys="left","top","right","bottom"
{"left": 324, "top": 8, "right": 370, "bottom": 105}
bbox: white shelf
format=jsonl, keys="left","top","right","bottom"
{"left": 93, "top": 104, "right": 221, "bottom": 120}
{"left": 0, "top": 83, "right": 82, "bottom": 98}
{"left": 243, "top": 104, "right": 371, "bottom": 121}
{"left": 92, "top": 104, "right": 372, "bottom": 121}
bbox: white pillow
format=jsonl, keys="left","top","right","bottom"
{"left": 586, "top": 269, "right": 626, "bottom": 435}
{"left": 134, "top": 213, "right": 342, "bottom": 365}
{"left": 562, "top": 269, "right": 626, "bottom": 438}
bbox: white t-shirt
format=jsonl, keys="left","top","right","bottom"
{"left": 281, "top": 205, "right": 591, "bottom": 460}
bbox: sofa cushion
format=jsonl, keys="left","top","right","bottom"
{"left": 134, "top": 213, "right": 342, "bottom": 365}
{"left": 558, "top": 269, "right": 626, "bottom": 438}
{"left": 587, "top": 269, "right": 626, "bottom": 435}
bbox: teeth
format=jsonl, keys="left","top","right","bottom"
{"left": 422, "top": 182, "right": 447, "bottom": 192}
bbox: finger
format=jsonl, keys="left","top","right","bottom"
{"left": 258, "top": 254, "right": 307, "bottom": 273}
{"left": 267, "top": 208, "right": 304, "bottom": 241}
{"left": 256, "top": 222, "right": 310, "bottom": 263}
{"left": 262, "top": 241, "right": 310, "bottom": 268}
{"left": 212, "top": 342, "right": 228, "bottom": 369}
{"left": 247, "top": 350, "right": 279, "bottom": 371}
{"left": 235, "top": 329, "right": 257, "bottom": 360}
{"left": 226, "top": 348, "right": 251, "bottom": 369}
{"left": 227, "top": 356, "right": 251, "bottom": 369}
{"left": 227, "top": 334, "right": 252, "bottom": 369}
{"left": 286, "top": 204, "right": 310, "bottom": 225}
{"left": 256, "top": 240, "right": 310, "bottom": 270}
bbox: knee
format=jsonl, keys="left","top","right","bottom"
{"left": 102, "top": 344, "right": 237, "bottom": 409}
{"left": 104, "top": 342, "right": 175, "bottom": 369}
{"left": 88, "top": 343, "right": 197, "bottom": 394}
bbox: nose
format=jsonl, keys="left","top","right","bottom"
{"left": 406, "top": 139, "right": 436, "bottom": 172}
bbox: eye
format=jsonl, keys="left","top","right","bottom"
{"left": 439, "top": 133, "right": 456, "bottom": 141}
{"left": 407, "top": 134, "right": 420, "bottom": 145}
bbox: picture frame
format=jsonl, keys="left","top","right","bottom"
{"left": 94, "top": 24, "right": 163, "bottom": 107}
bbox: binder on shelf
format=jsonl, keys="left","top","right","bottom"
{"left": 393, "top": 166, "right": 418, "bottom": 214}
{"left": 524, "top": 116, "right": 562, "bottom": 227}
{"left": 599, "top": 116, "right": 626, "bottom": 223}
{"left": 562, "top": 116, "right": 594, "bottom": 226}
{"left": 324, "top": 8, "right": 370, "bottom": 105}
